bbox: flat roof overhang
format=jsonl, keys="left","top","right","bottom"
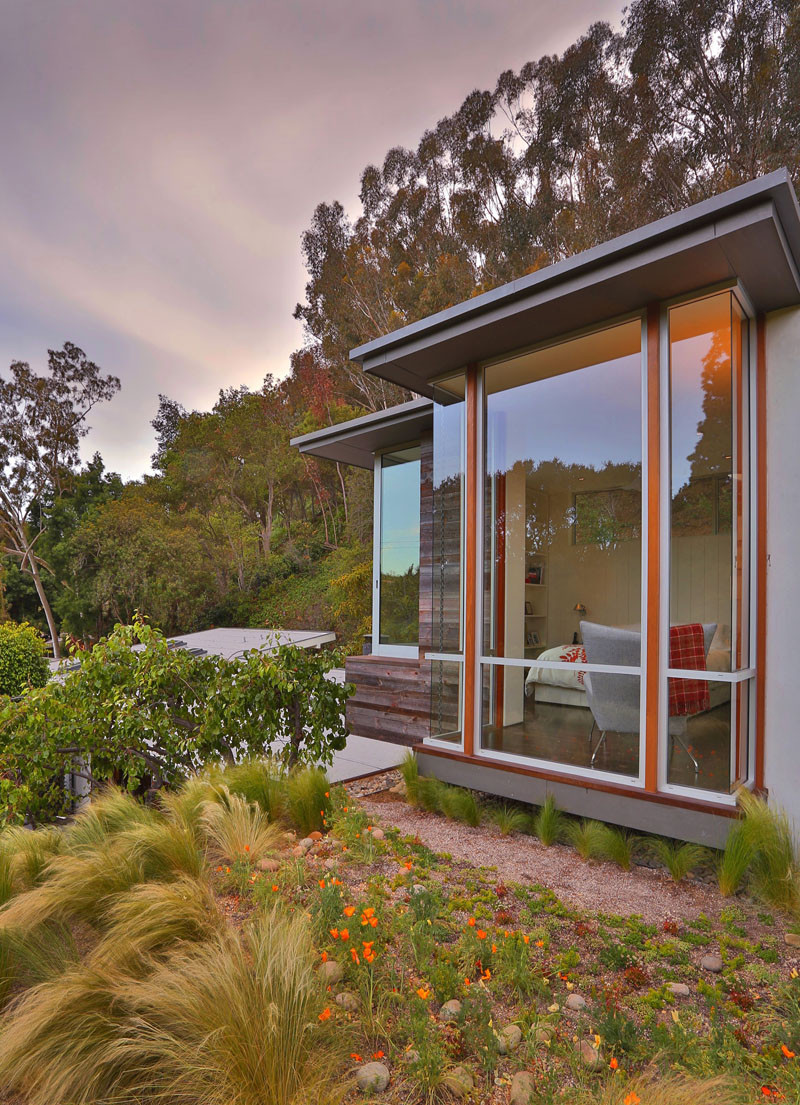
{"left": 350, "top": 169, "right": 800, "bottom": 394}
{"left": 290, "top": 396, "right": 433, "bottom": 468}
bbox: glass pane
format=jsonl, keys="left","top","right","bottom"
{"left": 481, "top": 662, "right": 641, "bottom": 778}
{"left": 480, "top": 320, "right": 642, "bottom": 776}
{"left": 430, "top": 659, "right": 463, "bottom": 744}
{"left": 431, "top": 378, "right": 465, "bottom": 653}
{"left": 668, "top": 292, "right": 750, "bottom": 673}
{"left": 664, "top": 675, "right": 749, "bottom": 793}
{"left": 379, "top": 446, "right": 420, "bottom": 646}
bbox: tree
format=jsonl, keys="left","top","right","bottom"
{"left": 0, "top": 344, "right": 120, "bottom": 657}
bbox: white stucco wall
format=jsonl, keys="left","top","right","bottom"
{"left": 764, "top": 306, "right": 800, "bottom": 820}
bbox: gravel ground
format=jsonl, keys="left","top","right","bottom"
{"left": 357, "top": 790, "right": 729, "bottom": 925}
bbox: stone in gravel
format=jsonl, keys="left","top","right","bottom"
{"left": 290, "top": 845, "right": 306, "bottom": 858}
{"left": 575, "top": 1038, "right": 603, "bottom": 1071}
{"left": 319, "top": 960, "right": 343, "bottom": 984}
{"left": 666, "top": 982, "right": 690, "bottom": 997}
{"left": 258, "top": 857, "right": 280, "bottom": 872}
{"left": 355, "top": 1062, "right": 390, "bottom": 1093}
{"left": 323, "top": 857, "right": 338, "bottom": 870}
{"left": 510, "top": 1071, "right": 536, "bottom": 1105}
{"left": 369, "top": 827, "right": 385, "bottom": 840}
{"left": 297, "top": 837, "right": 315, "bottom": 853}
{"left": 335, "top": 991, "right": 360, "bottom": 1013}
{"left": 389, "top": 782, "right": 406, "bottom": 795}
{"left": 565, "top": 993, "right": 588, "bottom": 1012}
{"left": 535, "top": 1025, "right": 555, "bottom": 1045}
{"left": 444, "top": 1067, "right": 473, "bottom": 1098}
{"left": 403, "top": 1049, "right": 421, "bottom": 1064}
{"left": 785, "top": 933, "right": 800, "bottom": 948}
{"left": 700, "top": 954, "right": 723, "bottom": 973}
{"left": 309, "top": 830, "right": 323, "bottom": 841}
{"left": 439, "top": 998, "right": 462, "bottom": 1023}
{"left": 496, "top": 1024, "right": 523, "bottom": 1054}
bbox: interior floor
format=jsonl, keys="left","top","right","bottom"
{"left": 480, "top": 698, "right": 732, "bottom": 792}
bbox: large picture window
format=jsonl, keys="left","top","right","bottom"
{"left": 480, "top": 320, "right": 644, "bottom": 780}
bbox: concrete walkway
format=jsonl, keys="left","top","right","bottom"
{"left": 326, "top": 733, "right": 406, "bottom": 781}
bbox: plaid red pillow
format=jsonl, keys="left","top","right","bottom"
{"left": 668, "top": 623, "right": 709, "bottom": 716}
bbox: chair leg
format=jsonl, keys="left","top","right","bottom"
{"left": 670, "top": 732, "right": 700, "bottom": 774}
{"left": 590, "top": 729, "right": 607, "bottom": 767}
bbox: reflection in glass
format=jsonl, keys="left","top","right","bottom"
{"left": 378, "top": 446, "right": 420, "bottom": 646}
{"left": 664, "top": 676, "right": 750, "bottom": 793}
{"left": 480, "top": 320, "right": 643, "bottom": 776}
{"left": 430, "top": 660, "right": 463, "bottom": 743}
{"left": 431, "top": 379, "right": 465, "bottom": 654}
{"left": 668, "top": 292, "right": 750, "bottom": 789}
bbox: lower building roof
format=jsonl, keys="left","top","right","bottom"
{"left": 290, "top": 397, "right": 433, "bottom": 468}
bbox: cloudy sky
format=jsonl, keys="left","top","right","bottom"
{"left": 0, "top": 0, "right": 623, "bottom": 481}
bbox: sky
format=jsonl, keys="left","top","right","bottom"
{"left": 0, "top": 0, "right": 624, "bottom": 482}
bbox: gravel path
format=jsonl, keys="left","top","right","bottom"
{"left": 359, "top": 793, "right": 726, "bottom": 925}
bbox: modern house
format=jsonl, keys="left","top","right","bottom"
{"left": 292, "top": 169, "right": 800, "bottom": 846}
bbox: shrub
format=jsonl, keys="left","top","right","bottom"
{"left": 564, "top": 818, "right": 607, "bottom": 861}
{"left": 201, "top": 787, "right": 283, "bottom": 864}
{"left": 223, "top": 758, "right": 288, "bottom": 823}
{"left": 0, "top": 909, "right": 334, "bottom": 1105}
{"left": 597, "top": 825, "right": 636, "bottom": 870}
{"left": 488, "top": 803, "right": 527, "bottom": 835}
{"left": 648, "top": 837, "right": 709, "bottom": 882}
{"left": 738, "top": 790, "right": 800, "bottom": 912}
{"left": 285, "top": 766, "right": 331, "bottom": 837}
{"left": 0, "top": 621, "right": 49, "bottom": 698}
{"left": 0, "top": 616, "right": 351, "bottom": 824}
{"left": 534, "top": 794, "right": 564, "bottom": 846}
{"left": 718, "top": 822, "right": 755, "bottom": 897}
{"left": 399, "top": 751, "right": 420, "bottom": 804}
{"left": 439, "top": 785, "right": 482, "bottom": 826}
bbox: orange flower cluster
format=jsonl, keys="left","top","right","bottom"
{"left": 623, "top": 1093, "right": 640, "bottom": 1105}
{"left": 318, "top": 1008, "right": 331, "bottom": 1022}
{"left": 361, "top": 907, "right": 378, "bottom": 928}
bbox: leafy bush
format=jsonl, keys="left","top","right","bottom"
{"left": 0, "top": 621, "right": 49, "bottom": 698}
{"left": 0, "top": 616, "right": 352, "bottom": 824}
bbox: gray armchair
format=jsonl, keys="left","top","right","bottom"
{"left": 580, "top": 620, "right": 716, "bottom": 773}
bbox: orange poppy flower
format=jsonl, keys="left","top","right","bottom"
{"left": 340, "top": 928, "right": 349, "bottom": 940}
{"left": 467, "top": 917, "right": 476, "bottom": 927}
{"left": 623, "top": 1094, "right": 640, "bottom": 1105}
{"left": 416, "top": 987, "right": 430, "bottom": 1000}
{"left": 476, "top": 930, "right": 487, "bottom": 940}
{"left": 609, "top": 1058, "right": 618, "bottom": 1070}
{"left": 318, "top": 880, "right": 326, "bottom": 889}
{"left": 344, "top": 905, "right": 356, "bottom": 917}
{"left": 481, "top": 968, "right": 491, "bottom": 981}
{"left": 535, "top": 939, "right": 544, "bottom": 948}
{"left": 318, "top": 1008, "right": 331, "bottom": 1021}
{"left": 362, "top": 940, "right": 374, "bottom": 950}
{"left": 464, "top": 977, "right": 471, "bottom": 986}
{"left": 491, "top": 944, "right": 497, "bottom": 953}
{"left": 522, "top": 934, "right": 530, "bottom": 944}
{"left": 329, "top": 928, "right": 339, "bottom": 940}
{"left": 782, "top": 1044, "right": 795, "bottom": 1059}
{"left": 350, "top": 1052, "right": 362, "bottom": 1062}
{"left": 325, "top": 791, "right": 329, "bottom": 797}
{"left": 364, "top": 950, "right": 376, "bottom": 963}
{"left": 403, "top": 860, "right": 413, "bottom": 870}
{"left": 351, "top": 948, "right": 360, "bottom": 964}
{"left": 271, "top": 884, "right": 279, "bottom": 892}
{"left": 372, "top": 1050, "right": 385, "bottom": 1059}
{"left": 244, "top": 844, "right": 250, "bottom": 853}
{"left": 321, "top": 951, "right": 328, "bottom": 962}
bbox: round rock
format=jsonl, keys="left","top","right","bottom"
{"left": 666, "top": 981, "right": 690, "bottom": 997}
{"left": 700, "top": 954, "right": 723, "bottom": 973}
{"left": 309, "top": 830, "right": 324, "bottom": 841}
{"left": 258, "top": 857, "right": 280, "bottom": 872}
{"left": 785, "top": 932, "right": 800, "bottom": 948}
{"left": 444, "top": 1066, "right": 473, "bottom": 1098}
{"left": 565, "top": 993, "right": 588, "bottom": 1012}
{"left": 319, "top": 960, "right": 343, "bottom": 984}
{"left": 298, "top": 837, "right": 315, "bottom": 853}
{"left": 439, "top": 998, "right": 462, "bottom": 1023}
{"left": 497, "top": 1023, "right": 523, "bottom": 1054}
{"left": 403, "top": 1048, "right": 421, "bottom": 1064}
{"left": 355, "top": 1062, "right": 390, "bottom": 1093}
{"left": 334, "top": 991, "right": 360, "bottom": 1013}
{"left": 535, "top": 1024, "right": 555, "bottom": 1045}
{"left": 370, "top": 827, "right": 385, "bottom": 841}
{"left": 575, "top": 1038, "right": 602, "bottom": 1071}
{"left": 510, "top": 1071, "right": 536, "bottom": 1105}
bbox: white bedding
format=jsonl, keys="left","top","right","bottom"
{"left": 525, "top": 644, "right": 587, "bottom": 694}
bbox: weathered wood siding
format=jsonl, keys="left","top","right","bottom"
{"left": 345, "top": 654, "right": 431, "bottom": 746}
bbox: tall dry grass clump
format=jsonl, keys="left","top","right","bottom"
{"left": 0, "top": 908, "right": 336, "bottom": 1105}
{"left": 574, "top": 1067, "right": 749, "bottom": 1104}
{"left": 737, "top": 789, "right": 800, "bottom": 912}
{"left": 201, "top": 786, "right": 283, "bottom": 864}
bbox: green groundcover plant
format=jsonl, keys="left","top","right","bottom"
{"left": 0, "top": 615, "right": 352, "bottom": 824}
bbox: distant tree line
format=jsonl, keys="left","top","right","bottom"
{"left": 1, "top": 0, "right": 797, "bottom": 653}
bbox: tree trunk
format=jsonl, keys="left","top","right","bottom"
{"left": 27, "top": 551, "right": 60, "bottom": 659}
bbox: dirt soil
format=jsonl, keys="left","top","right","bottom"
{"left": 360, "top": 789, "right": 730, "bottom": 927}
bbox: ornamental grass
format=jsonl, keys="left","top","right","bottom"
{"left": 201, "top": 785, "right": 284, "bottom": 864}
